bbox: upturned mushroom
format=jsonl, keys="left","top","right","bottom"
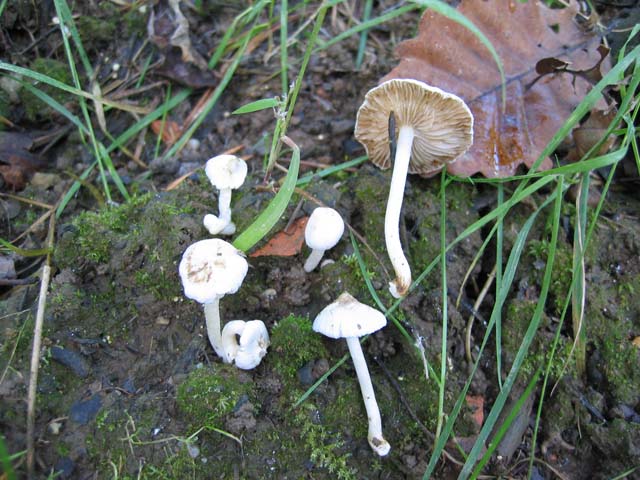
{"left": 203, "top": 154, "right": 248, "bottom": 235}
{"left": 303, "top": 207, "right": 345, "bottom": 272}
{"left": 178, "top": 238, "right": 248, "bottom": 358}
{"left": 221, "top": 320, "right": 270, "bottom": 370}
{"left": 355, "top": 79, "right": 473, "bottom": 298}
{"left": 313, "top": 292, "right": 390, "bottom": 456}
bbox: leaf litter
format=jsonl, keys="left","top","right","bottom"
{"left": 385, "top": 0, "right": 610, "bottom": 177}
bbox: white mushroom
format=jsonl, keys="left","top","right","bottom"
{"left": 303, "top": 207, "right": 345, "bottom": 272}
{"left": 355, "top": 79, "right": 473, "bottom": 298}
{"left": 203, "top": 154, "right": 248, "bottom": 235}
{"left": 221, "top": 320, "right": 270, "bottom": 370}
{"left": 312, "top": 292, "right": 390, "bottom": 456}
{"left": 178, "top": 239, "right": 248, "bottom": 358}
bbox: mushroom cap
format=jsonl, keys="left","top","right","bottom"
{"left": 178, "top": 238, "right": 248, "bottom": 304}
{"left": 205, "top": 154, "right": 248, "bottom": 190}
{"left": 354, "top": 79, "right": 473, "bottom": 176}
{"left": 313, "top": 292, "right": 387, "bottom": 339}
{"left": 235, "top": 320, "right": 270, "bottom": 370}
{"left": 305, "top": 207, "right": 345, "bottom": 251}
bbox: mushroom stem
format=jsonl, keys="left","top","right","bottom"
{"left": 345, "top": 336, "right": 390, "bottom": 456}
{"left": 203, "top": 298, "right": 225, "bottom": 358}
{"left": 385, "top": 124, "right": 414, "bottom": 298}
{"left": 303, "top": 248, "right": 325, "bottom": 272}
{"left": 217, "top": 188, "right": 232, "bottom": 224}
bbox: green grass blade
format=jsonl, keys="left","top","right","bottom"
{"left": 56, "top": 162, "right": 97, "bottom": 218}
{"left": 458, "top": 178, "right": 564, "bottom": 479}
{"left": 233, "top": 98, "right": 280, "bottom": 114}
{"left": 435, "top": 170, "right": 449, "bottom": 440}
{"left": 233, "top": 138, "right": 300, "bottom": 252}
{"left": 471, "top": 370, "right": 541, "bottom": 478}
{"left": 572, "top": 173, "right": 589, "bottom": 377}
{"left": 495, "top": 183, "right": 504, "bottom": 388}
{"left": 355, "top": 0, "right": 373, "bottom": 69}
{"left": 18, "top": 81, "right": 90, "bottom": 135}
{"left": 98, "top": 144, "right": 130, "bottom": 201}
{"left": 163, "top": 22, "right": 267, "bottom": 160}
{"left": 412, "top": 0, "right": 506, "bottom": 108}
{"left": 296, "top": 156, "right": 367, "bottom": 186}
{"left": 280, "top": 0, "right": 289, "bottom": 95}
{"left": 422, "top": 189, "right": 561, "bottom": 478}
{"left": 314, "top": 4, "right": 418, "bottom": 54}
{"left": 105, "top": 89, "right": 191, "bottom": 154}
{"left": 0, "top": 436, "right": 17, "bottom": 480}
{"left": 0, "top": 238, "right": 52, "bottom": 257}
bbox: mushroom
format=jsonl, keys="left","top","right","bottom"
{"left": 303, "top": 207, "right": 345, "bottom": 272}
{"left": 312, "top": 292, "right": 390, "bottom": 456}
{"left": 221, "top": 320, "right": 270, "bottom": 370}
{"left": 203, "top": 154, "right": 248, "bottom": 235}
{"left": 355, "top": 79, "right": 473, "bottom": 298}
{"left": 178, "top": 238, "right": 248, "bottom": 358}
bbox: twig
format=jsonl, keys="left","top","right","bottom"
{"left": 465, "top": 264, "right": 496, "bottom": 364}
{"left": 26, "top": 212, "right": 55, "bottom": 479}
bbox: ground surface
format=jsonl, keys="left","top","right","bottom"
{"left": 1, "top": 1, "right": 640, "bottom": 479}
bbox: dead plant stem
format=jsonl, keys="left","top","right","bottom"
{"left": 26, "top": 212, "right": 55, "bottom": 479}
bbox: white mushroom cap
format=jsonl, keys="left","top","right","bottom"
{"left": 204, "top": 154, "right": 248, "bottom": 190}
{"left": 313, "top": 292, "right": 387, "bottom": 339}
{"left": 178, "top": 238, "right": 248, "bottom": 304}
{"left": 305, "top": 207, "right": 345, "bottom": 251}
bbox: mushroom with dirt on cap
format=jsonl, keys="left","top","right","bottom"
{"left": 221, "top": 320, "right": 270, "bottom": 370}
{"left": 178, "top": 238, "right": 248, "bottom": 359}
{"left": 355, "top": 79, "right": 473, "bottom": 298}
{"left": 203, "top": 154, "right": 248, "bottom": 235}
{"left": 303, "top": 207, "right": 345, "bottom": 272}
{"left": 312, "top": 292, "right": 390, "bottom": 456}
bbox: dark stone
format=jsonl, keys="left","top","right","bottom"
{"left": 69, "top": 394, "right": 102, "bottom": 425}
{"left": 50, "top": 346, "right": 90, "bottom": 378}
{"left": 53, "top": 456, "right": 75, "bottom": 479}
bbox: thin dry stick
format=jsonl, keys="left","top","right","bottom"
{"left": 26, "top": 213, "right": 55, "bottom": 479}
{"left": 465, "top": 264, "right": 497, "bottom": 364}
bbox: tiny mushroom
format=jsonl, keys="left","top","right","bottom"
{"left": 178, "top": 239, "right": 248, "bottom": 359}
{"left": 312, "top": 292, "right": 390, "bottom": 456}
{"left": 303, "top": 207, "right": 345, "bottom": 272}
{"left": 355, "top": 79, "right": 473, "bottom": 298}
{"left": 203, "top": 154, "right": 248, "bottom": 235}
{"left": 221, "top": 320, "right": 270, "bottom": 370}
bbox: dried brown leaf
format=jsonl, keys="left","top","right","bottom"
{"left": 250, "top": 216, "right": 309, "bottom": 258}
{"left": 385, "top": 0, "right": 607, "bottom": 178}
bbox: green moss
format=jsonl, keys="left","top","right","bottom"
{"left": 22, "top": 58, "right": 73, "bottom": 122}
{"left": 176, "top": 364, "right": 252, "bottom": 427}
{"left": 293, "top": 402, "right": 358, "bottom": 479}
{"left": 77, "top": 16, "right": 116, "bottom": 45}
{"left": 270, "top": 315, "right": 328, "bottom": 381}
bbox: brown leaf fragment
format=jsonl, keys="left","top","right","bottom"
{"left": 0, "top": 132, "right": 45, "bottom": 190}
{"left": 572, "top": 108, "right": 617, "bottom": 158}
{"left": 384, "top": 0, "right": 607, "bottom": 178}
{"left": 151, "top": 119, "right": 182, "bottom": 146}
{"left": 250, "top": 216, "right": 309, "bottom": 258}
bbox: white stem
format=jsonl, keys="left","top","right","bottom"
{"left": 218, "top": 188, "right": 233, "bottom": 224}
{"left": 304, "top": 248, "right": 325, "bottom": 272}
{"left": 345, "top": 336, "right": 390, "bottom": 456}
{"left": 203, "top": 298, "right": 225, "bottom": 358}
{"left": 385, "top": 125, "right": 414, "bottom": 298}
